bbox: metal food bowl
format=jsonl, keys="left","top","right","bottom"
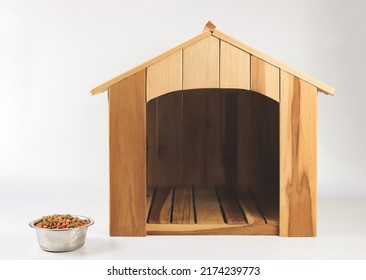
{"left": 29, "top": 215, "right": 94, "bottom": 252}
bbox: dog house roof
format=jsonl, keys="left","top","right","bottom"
{"left": 91, "top": 21, "right": 335, "bottom": 96}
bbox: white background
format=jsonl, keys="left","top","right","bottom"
{"left": 1, "top": 0, "right": 366, "bottom": 259}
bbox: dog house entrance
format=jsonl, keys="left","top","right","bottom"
{"left": 146, "top": 89, "right": 279, "bottom": 235}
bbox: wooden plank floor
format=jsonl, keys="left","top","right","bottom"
{"left": 146, "top": 186, "right": 278, "bottom": 235}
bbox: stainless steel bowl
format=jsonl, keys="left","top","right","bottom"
{"left": 29, "top": 215, "right": 94, "bottom": 252}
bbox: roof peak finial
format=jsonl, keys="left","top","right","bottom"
{"left": 203, "top": 21, "right": 216, "bottom": 33}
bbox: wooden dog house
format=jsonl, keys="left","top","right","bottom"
{"left": 91, "top": 22, "right": 334, "bottom": 237}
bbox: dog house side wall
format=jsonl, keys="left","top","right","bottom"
{"left": 109, "top": 70, "right": 146, "bottom": 236}
{"left": 279, "top": 70, "right": 317, "bottom": 237}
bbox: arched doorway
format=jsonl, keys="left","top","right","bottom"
{"left": 146, "top": 88, "right": 279, "bottom": 234}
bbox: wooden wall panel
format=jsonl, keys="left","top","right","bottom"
{"left": 183, "top": 36, "right": 219, "bottom": 89}
{"left": 147, "top": 51, "right": 182, "bottom": 101}
{"left": 280, "top": 70, "right": 317, "bottom": 237}
{"left": 251, "top": 56, "right": 280, "bottom": 102}
{"left": 223, "top": 92, "right": 237, "bottom": 186}
{"left": 220, "top": 41, "right": 250, "bottom": 89}
{"left": 146, "top": 99, "right": 158, "bottom": 187}
{"left": 109, "top": 70, "right": 146, "bottom": 236}
{"left": 182, "top": 93, "right": 206, "bottom": 186}
{"left": 237, "top": 92, "right": 263, "bottom": 190}
{"left": 182, "top": 91, "right": 225, "bottom": 186}
{"left": 204, "top": 92, "right": 225, "bottom": 186}
{"left": 237, "top": 91, "right": 279, "bottom": 225}
{"left": 156, "top": 93, "right": 183, "bottom": 185}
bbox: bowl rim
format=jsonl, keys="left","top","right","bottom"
{"left": 29, "top": 214, "right": 94, "bottom": 231}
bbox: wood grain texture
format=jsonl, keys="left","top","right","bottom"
{"left": 237, "top": 92, "right": 264, "bottom": 190}
{"left": 216, "top": 186, "right": 246, "bottom": 224}
{"left": 172, "top": 186, "right": 195, "bottom": 224}
{"left": 93, "top": 29, "right": 334, "bottom": 96}
{"left": 91, "top": 30, "right": 212, "bottom": 95}
{"left": 237, "top": 91, "right": 279, "bottom": 198}
{"left": 146, "top": 187, "right": 154, "bottom": 219}
{"left": 212, "top": 29, "right": 334, "bottom": 95}
{"left": 223, "top": 92, "right": 237, "bottom": 186}
{"left": 195, "top": 187, "right": 224, "bottom": 224}
{"left": 183, "top": 36, "right": 219, "bottom": 89}
{"left": 183, "top": 93, "right": 206, "bottom": 186}
{"left": 147, "top": 223, "right": 278, "bottom": 235}
{"left": 254, "top": 194, "right": 279, "bottom": 226}
{"left": 147, "top": 51, "right": 182, "bottom": 101}
{"left": 182, "top": 90, "right": 225, "bottom": 186}
{"left": 204, "top": 92, "right": 225, "bottom": 185}
{"left": 148, "top": 187, "right": 173, "bottom": 224}
{"left": 145, "top": 185, "right": 278, "bottom": 235}
{"left": 146, "top": 99, "right": 158, "bottom": 187}
{"left": 236, "top": 187, "right": 266, "bottom": 225}
{"left": 251, "top": 56, "right": 280, "bottom": 102}
{"left": 280, "top": 70, "right": 317, "bottom": 237}
{"left": 220, "top": 41, "right": 250, "bottom": 89}
{"left": 156, "top": 93, "right": 183, "bottom": 185}
{"left": 109, "top": 70, "right": 146, "bottom": 236}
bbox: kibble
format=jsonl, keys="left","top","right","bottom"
{"left": 36, "top": 214, "right": 90, "bottom": 229}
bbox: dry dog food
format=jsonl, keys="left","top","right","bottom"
{"left": 36, "top": 214, "right": 90, "bottom": 229}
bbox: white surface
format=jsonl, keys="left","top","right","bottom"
{"left": 1, "top": 0, "right": 366, "bottom": 260}
{"left": 1, "top": 194, "right": 366, "bottom": 260}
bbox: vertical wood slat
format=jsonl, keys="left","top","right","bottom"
{"left": 204, "top": 92, "right": 225, "bottom": 186}
{"left": 216, "top": 186, "right": 246, "bottom": 224}
{"left": 182, "top": 93, "right": 206, "bottom": 186}
{"left": 109, "top": 69, "right": 146, "bottom": 236}
{"left": 157, "top": 93, "right": 183, "bottom": 185}
{"left": 237, "top": 93, "right": 265, "bottom": 190}
{"left": 195, "top": 187, "right": 224, "bottom": 224}
{"left": 146, "top": 99, "right": 158, "bottom": 187}
{"left": 256, "top": 95, "right": 280, "bottom": 226}
{"left": 223, "top": 92, "right": 237, "bottom": 186}
{"left": 251, "top": 56, "right": 280, "bottom": 102}
{"left": 146, "top": 187, "right": 155, "bottom": 219}
{"left": 148, "top": 187, "right": 173, "bottom": 224}
{"left": 280, "top": 70, "right": 317, "bottom": 237}
{"left": 147, "top": 51, "right": 182, "bottom": 101}
{"left": 220, "top": 41, "right": 250, "bottom": 89}
{"left": 172, "top": 186, "right": 195, "bottom": 224}
{"left": 183, "top": 36, "right": 219, "bottom": 89}
{"left": 183, "top": 91, "right": 225, "bottom": 186}
{"left": 262, "top": 97, "right": 280, "bottom": 195}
